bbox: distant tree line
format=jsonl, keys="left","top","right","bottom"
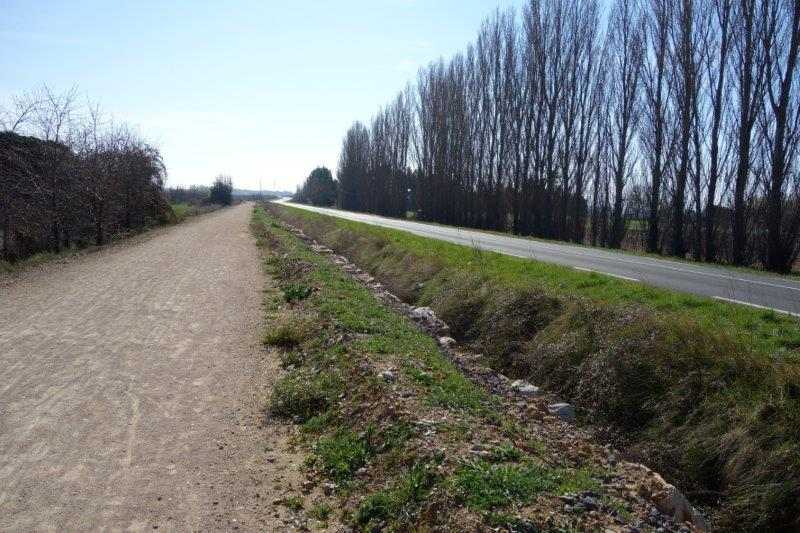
{"left": 166, "top": 185, "right": 213, "bottom": 205}
{"left": 166, "top": 175, "right": 235, "bottom": 207}
{"left": 294, "top": 167, "right": 337, "bottom": 206}
{"left": 335, "top": 0, "right": 800, "bottom": 273}
{"left": 0, "top": 87, "right": 169, "bottom": 262}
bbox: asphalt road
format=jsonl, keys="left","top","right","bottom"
{"left": 277, "top": 201, "right": 800, "bottom": 317}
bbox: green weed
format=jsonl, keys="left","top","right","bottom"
{"left": 269, "top": 370, "right": 343, "bottom": 421}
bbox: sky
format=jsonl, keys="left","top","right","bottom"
{"left": 1, "top": 0, "right": 522, "bottom": 191}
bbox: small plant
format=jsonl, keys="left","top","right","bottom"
{"left": 487, "top": 443, "right": 523, "bottom": 463}
{"left": 283, "top": 283, "right": 313, "bottom": 303}
{"left": 313, "top": 429, "right": 371, "bottom": 483}
{"left": 282, "top": 496, "right": 304, "bottom": 511}
{"left": 452, "top": 460, "right": 558, "bottom": 511}
{"left": 278, "top": 350, "right": 304, "bottom": 368}
{"left": 308, "top": 502, "right": 332, "bottom": 521}
{"left": 355, "top": 463, "right": 439, "bottom": 527}
{"left": 263, "top": 317, "right": 311, "bottom": 347}
{"left": 270, "top": 370, "right": 343, "bottom": 421}
{"left": 301, "top": 411, "right": 336, "bottom": 434}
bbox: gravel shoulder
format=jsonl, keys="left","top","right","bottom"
{"left": 0, "top": 203, "right": 296, "bottom": 531}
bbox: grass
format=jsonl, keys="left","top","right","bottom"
{"left": 312, "top": 429, "right": 371, "bottom": 483}
{"left": 450, "top": 458, "right": 598, "bottom": 512}
{"left": 169, "top": 202, "right": 223, "bottom": 223}
{"left": 354, "top": 462, "right": 439, "bottom": 527}
{"left": 269, "top": 202, "right": 800, "bottom": 532}
{"left": 291, "top": 207, "right": 800, "bottom": 356}
{"left": 269, "top": 369, "right": 343, "bottom": 421}
{"left": 170, "top": 202, "right": 193, "bottom": 222}
{"left": 0, "top": 249, "right": 70, "bottom": 274}
{"left": 308, "top": 502, "right": 332, "bottom": 521}
{"left": 344, "top": 202, "right": 800, "bottom": 279}
{"left": 262, "top": 313, "right": 314, "bottom": 347}
{"left": 252, "top": 205, "right": 613, "bottom": 530}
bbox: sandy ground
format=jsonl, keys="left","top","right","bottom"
{"left": 0, "top": 203, "right": 300, "bottom": 531}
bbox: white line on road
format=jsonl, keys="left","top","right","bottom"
{"left": 713, "top": 296, "right": 800, "bottom": 318}
{"left": 573, "top": 266, "right": 640, "bottom": 282}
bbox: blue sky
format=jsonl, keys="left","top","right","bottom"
{"left": 2, "top": 0, "right": 521, "bottom": 190}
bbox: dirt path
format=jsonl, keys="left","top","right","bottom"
{"left": 0, "top": 204, "right": 298, "bottom": 531}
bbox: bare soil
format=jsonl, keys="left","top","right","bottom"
{"left": 0, "top": 203, "right": 298, "bottom": 531}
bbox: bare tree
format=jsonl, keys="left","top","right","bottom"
{"left": 761, "top": 0, "right": 800, "bottom": 271}
{"left": 642, "top": 0, "right": 675, "bottom": 253}
{"left": 1, "top": 87, "right": 169, "bottom": 261}
{"left": 332, "top": 0, "right": 800, "bottom": 273}
{"left": 606, "top": 0, "right": 645, "bottom": 248}
{"left": 669, "top": 0, "right": 703, "bottom": 257}
{"left": 731, "top": 0, "right": 769, "bottom": 264}
{"left": 703, "top": 0, "right": 734, "bottom": 261}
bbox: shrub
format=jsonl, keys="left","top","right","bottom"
{"left": 269, "top": 370, "right": 343, "bottom": 421}
{"left": 263, "top": 316, "right": 312, "bottom": 347}
{"left": 283, "top": 283, "right": 313, "bottom": 303}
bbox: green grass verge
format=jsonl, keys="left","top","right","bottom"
{"left": 252, "top": 206, "right": 607, "bottom": 530}
{"left": 170, "top": 202, "right": 193, "bottom": 222}
{"left": 281, "top": 206, "right": 800, "bottom": 356}
{"left": 270, "top": 203, "right": 800, "bottom": 532}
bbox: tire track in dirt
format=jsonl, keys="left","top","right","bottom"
{"left": 0, "top": 203, "right": 296, "bottom": 531}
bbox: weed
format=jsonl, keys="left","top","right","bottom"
{"left": 263, "top": 316, "right": 312, "bottom": 347}
{"left": 487, "top": 443, "right": 523, "bottom": 463}
{"left": 278, "top": 350, "right": 305, "bottom": 368}
{"left": 301, "top": 410, "right": 337, "bottom": 434}
{"left": 283, "top": 283, "right": 313, "bottom": 303}
{"left": 485, "top": 513, "right": 539, "bottom": 532}
{"left": 270, "top": 370, "right": 343, "bottom": 421}
{"left": 313, "top": 429, "right": 371, "bottom": 483}
{"left": 452, "top": 460, "right": 560, "bottom": 511}
{"left": 354, "top": 463, "right": 439, "bottom": 527}
{"left": 282, "top": 496, "right": 304, "bottom": 511}
{"left": 309, "top": 502, "right": 332, "bottom": 521}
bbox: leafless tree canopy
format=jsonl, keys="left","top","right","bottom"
{"left": 335, "top": 0, "right": 800, "bottom": 273}
{"left": 0, "top": 87, "right": 169, "bottom": 261}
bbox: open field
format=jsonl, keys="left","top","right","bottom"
{"left": 270, "top": 202, "right": 800, "bottom": 531}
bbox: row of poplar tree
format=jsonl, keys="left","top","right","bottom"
{"left": 334, "top": 0, "right": 800, "bottom": 272}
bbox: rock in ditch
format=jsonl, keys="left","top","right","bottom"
{"left": 511, "top": 379, "right": 541, "bottom": 397}
{"left": 438, "top": 336, "right": 456, "bottom": 348}
{"left": 409, "top": 306, "right": 450, "bottom": 335}
{"left": 410, "top": 306, "right": 437, "bottom": 321}
{"left": 547, "top": 402, "right": 576, "bottom": 422}
{"left": 640, "top": 470, "right": 708, "bottom": 530}
{"left": 310, "top": 244, "right": 333, "bottom": 254}
{"left": 378, "top": 370, "right": 397, "bottom": 383}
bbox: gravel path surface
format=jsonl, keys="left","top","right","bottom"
{"left": 0, "top": 203, "right": 292, "bottom": 531}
